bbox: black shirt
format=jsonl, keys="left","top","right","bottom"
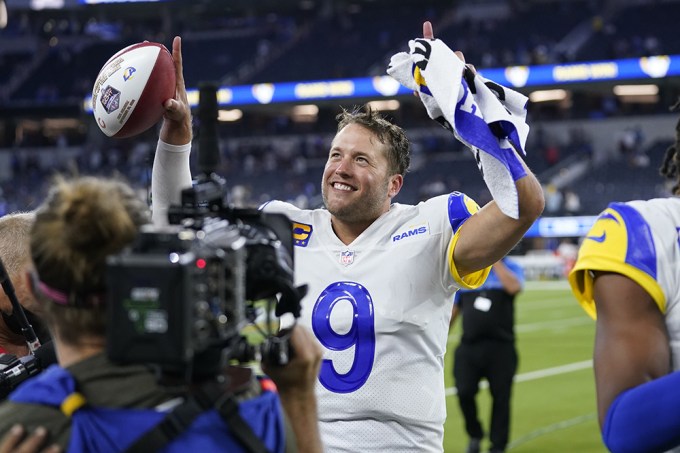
{"left": 457, "top": 288, "right": 516, "bottom": 344}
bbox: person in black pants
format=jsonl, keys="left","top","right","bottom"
{"left": 450, "top": 257, "right": 524, "bottom": 453}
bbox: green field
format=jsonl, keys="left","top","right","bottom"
{"left": 443, "top": 281, "right": 606, "bottom": 452}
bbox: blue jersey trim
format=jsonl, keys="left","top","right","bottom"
{"left": 603, "top": 371, "right": 680, "bottom": 453}
{"left": 609, "top": 202, "right": 657, "bottom": 280}
{"left": 447, "top": 192, "right": 473, "bottom": 234}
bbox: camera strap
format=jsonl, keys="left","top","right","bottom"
{"left": 125, "top": 381, "right": 270, "bottom": 453}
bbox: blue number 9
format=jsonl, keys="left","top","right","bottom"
{"left": 312, "top": 281, "right": 376, "bottom": 393}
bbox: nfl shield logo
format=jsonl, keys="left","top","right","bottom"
{"left": 340, "top": 250, "right": 354, "bottom": 266}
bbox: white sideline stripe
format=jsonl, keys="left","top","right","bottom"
{"left": 507, "top": 413, "right": 597, "bottom": 450}
{"left": 515, "top": 360, "right": 593, "bottom": 382}
{"left": 445, "top": 360, "right": 592, "bottom": 396}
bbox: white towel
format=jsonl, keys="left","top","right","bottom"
{"left": 387, "top": 38, "right": 531, "bottom": 219}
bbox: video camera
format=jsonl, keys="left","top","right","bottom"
{"left": 0, "top": 342, "right": 56, "bottom": 398}
{"left": 105, "top": 83, "right": 306, "bottom": 377}
{"left": 0, "top": 258, "right": 56, "bottom": 399}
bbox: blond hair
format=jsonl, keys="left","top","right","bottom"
{"left": 30, "top": 175, "right": 150, "bottom": 345}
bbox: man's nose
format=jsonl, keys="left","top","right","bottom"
{"left": 334, "top": 157, "right": 352, "bottom": 175}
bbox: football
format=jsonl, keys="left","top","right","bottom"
{"left": 91, "top": 41, "right": 175, "bottom": 139}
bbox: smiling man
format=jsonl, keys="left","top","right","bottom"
{"left": 261, "top": 101, "right": 543, "bottom": 452}
{"left": 259, "top": 32, "right": 545, "bottom": 448}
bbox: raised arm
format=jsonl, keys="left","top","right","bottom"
{"left": 151, "top": 36, "right": 194, "bottom": 226}
{"left": 450, "top": 42, "right": 543, "bottom": 275}
{"left": 454, "top": 175, "right": 543, "bottom": 277}
{"left": 411, "top": 22, "right": 545, "bottom": 276}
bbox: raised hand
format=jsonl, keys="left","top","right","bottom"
{"left": 160, "top": 36, "right": 192, "bottom": 146}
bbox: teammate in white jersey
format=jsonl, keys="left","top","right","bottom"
{"left": 569, "top": 113, "right": 680, "bottom": 452}
{"left": 261, "top": 22, "right": 544, "bottom": 452}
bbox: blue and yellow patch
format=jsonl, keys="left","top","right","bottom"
{"left": 292, "top": 222, "right": 313, "bottom": 247}
{"left": 579, "top": 204, "right": 656, "bottom": 280}
{"left": 569, "top": 202, "right": 664, "bottom": 318}
{"left": 445, "top": 192, "right": 489, "bottom": 289}
{"left": 123, "top": 66, "right": 136, "bottom": 81}
{"left": 447, "top": 191, "right": 480, "bottom": 234}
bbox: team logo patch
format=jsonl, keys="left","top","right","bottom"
{"left": 392, "top": 223, "right": 429, "bottom": 242}
{"left": 292, "top": 222, "right": 312, "bottom": 247}
{"left": 123, "top": 67, "right": 136, "bottom": 81}
{"left": 340, "top": 250, "right": 355, "bottom": 266}
{"left": 600, "top": 212, "right": 619, "bottom": 223}
{"left": 100, "top": 85, "right": 121, "bottom": 114}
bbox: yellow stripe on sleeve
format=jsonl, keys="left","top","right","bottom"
{"left": 447, "top": 233, "right": 490, "bottom": 289}
{"left": 568, "top": 205, "right": 666, "bottom": 318}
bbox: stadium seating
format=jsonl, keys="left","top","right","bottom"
{"left": 1, "top": 0, "right": 679, "bottom": 214}
{"left": 567, "top": 139, "right": 672, "bottom": 215}
{"left": 576, "top": 1, "right": 680, "bottom": 62}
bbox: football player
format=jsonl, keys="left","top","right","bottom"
{"left": 569, "top": 109, "right": 680, "bottom": 452}
{"left": 260, "top": 22, "right": 544, "bottom": 453}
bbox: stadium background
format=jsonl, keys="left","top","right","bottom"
{"left": 1, "top": 0, "right": 677, "bottom": 450}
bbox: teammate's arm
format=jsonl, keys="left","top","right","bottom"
{"left": 592, "top": 271, "right": 680, "bottom": 452}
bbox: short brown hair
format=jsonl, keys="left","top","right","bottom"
{"left": 336, "top": 105, "right": 411, "bottom": 176}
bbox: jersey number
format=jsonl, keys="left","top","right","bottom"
{"left": 311, "top": 281, "right": 376, "bottom": 393}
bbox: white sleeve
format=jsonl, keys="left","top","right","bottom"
{"left": 151, "top": 139, "right": 192, "bottom": 226}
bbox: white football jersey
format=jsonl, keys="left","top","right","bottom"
{"left": 569, "top": 198, "right": 680, "bottom": 365}
{"left": 263, "top": 192, "right": 489, "bottom": 453}
{"left": 569, "top": 197, "right": 680, "bottom": 452}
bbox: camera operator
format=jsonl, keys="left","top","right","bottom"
{"left": 0, "top": 171, "right": 322, "bottom": 453}
{"left": 0, "top": 36, "right": 323, "bottom": 453}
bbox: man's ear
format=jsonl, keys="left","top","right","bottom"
{"left": 388, "top": 174, "right": 404, "bottom": 199}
